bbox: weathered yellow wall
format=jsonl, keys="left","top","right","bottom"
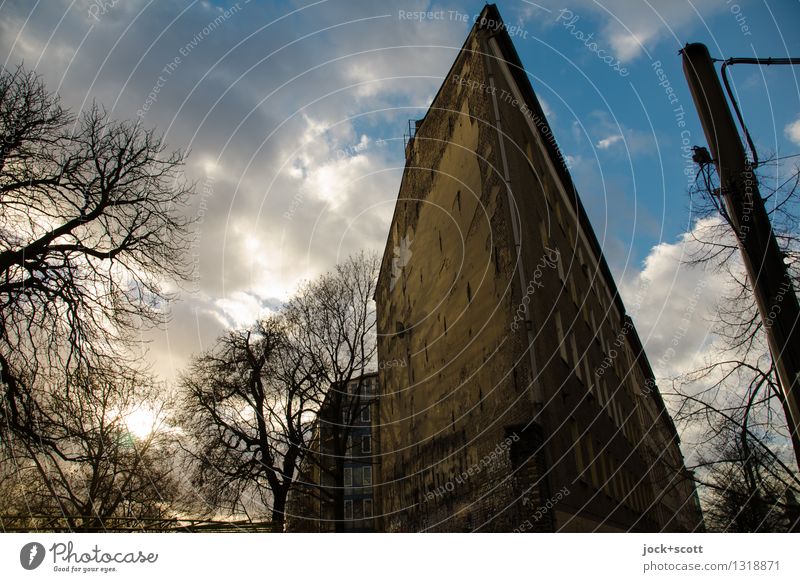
{"left": 376, "top": 18, "right": 703, "bottom": 533}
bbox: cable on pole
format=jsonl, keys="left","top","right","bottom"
{"left": 712, "top": 56, "right": 800, "bottom": 170}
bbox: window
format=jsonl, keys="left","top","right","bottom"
{"left": 570, "top": 419, "right": 584, "bottom": 474}
{"left": 363, "top": 498, "right": 373, "bottom": 519}
{"left": 344, "top": 467, "right": 353, "bottom": 487}
{"left": 361, "top": 405, "right": 371, "bottom": 423}
{"left": 346, "top": 436, "right": 352, "bottom": 457}
{"left": 587, "top": 439, "right": 598, "bottom": 488}
{"left": 569, "top": 277, "right": 578, "bottom": 306}
{"left": 341, "top": 408, "right": 349, "bottom": 424}
{"left": 539, "top": 221, "right": 549, "bottom": 249}
{"left": 612, "top": 399, "right": 622, "bottom": 427}
{"left": 599, "top": 378, "right": 608, "bottom": 406}
{"left": 555, "top": 201, "right": 565, "bottom": 231}
{"left": 361, "top": 435, "right": 372, "bottom": 454}
{"left": 555, "top": 313, "right": 568, "bottom": 362}
{"left": 578, "top": 247, "right": 589, "bottom": 278}
{"left": 571, "top": 335, "right": 582, "bottom": 382}
{"left": 584, "top": 359, "right": 594, "bottom": 394}
{"left": 557, "top": 252, "right": 566, "bottom": 283}
{"left": 344, "top": 499, "right": 353, "bottom": 520}
{"left": 363, "top": 466, "right": 373, "bottom": 485}
{"left": 599, "top": 454, "right": 609, "bottom": 494}
{"left": 623, "top": 473, "right": 633, "bottom": 506}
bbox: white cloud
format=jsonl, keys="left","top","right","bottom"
{"left": 589, "top": 111, "right": 657, "bottom": 156}
{"left": 213, "top": 291, "right": 279, "bottom": 330}
{"left": 596, "top": 134, "right": 622, "bottom": 149}
{"left": 784, "top": 117, "right": 800, "bottom": 146}
{"left": 534, "top": 0, "right": 729, "bottom": 62}
{"left": 539, "top": 96, "right": 555, "bottom": 119}
{"left": 565, "top": 154, "right": 579, "bottom": 169}
{"left": 620, "top": 217, "right": 733, "bottom": 381}
{"left": 601, "top": 0, "right": 729, "bottom": 62}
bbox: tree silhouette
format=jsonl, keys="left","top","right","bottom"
{"left": 0, "top": 64, "right": 192, "bottom": 446}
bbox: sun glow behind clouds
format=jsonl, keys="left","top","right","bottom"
{"left": 123, "top": 406, "right": 162, "bottom": 439}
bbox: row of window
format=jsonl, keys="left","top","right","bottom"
{"left": 541, "top": 187, "right": 628, "bottom": 378}
{"left": 343, "top": 498, "right": 373, "bottom": 520}
{"left": 553, "top": 293, "right": 641, "bottom": 445}
{"left": 346, "top": 435, "right": 372, "bottom": 455}
{"left": 343, "top": 465, "right": 373, "bottom": 487}
{"left": 570, "top": 419, "right": 654, "bottom": 514}
{"left": 342, "top": 405, "right": 372, "bottom": 424}
{"left": 346, "top": 377, "right": 377, "bottom": 396}
{"left": 548, "top": 208, "right": 655, "bottom": 446}
{"left": 539, "top": 175, "right": 615, "bottom": 321}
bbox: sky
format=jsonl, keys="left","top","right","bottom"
{"left": 2, "top": 0, "right": 799, "bottom": 403}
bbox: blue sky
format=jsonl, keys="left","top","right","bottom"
{"left": 2, "top": 0, "right": 799, "bottom": 384}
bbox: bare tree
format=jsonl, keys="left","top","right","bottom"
{"left": 0, "top": 368, "right": 180, "bottom": 532}
{"left": 178, "top": 252, "right": 379, "bottom": 531}
{"left": 283, "top": 251, "right": 379, "bottom": 531}
{"left": 668, "top": 158, "right": 800, "bottom": 530}
{"left": 0, "top": 64, "right": 193, "bottom": 443}
{"left": 178, "top": 317, "right": 323, "bottom": 530}
{"left": 676, "top": 404, "right": 800, "bottom": 532}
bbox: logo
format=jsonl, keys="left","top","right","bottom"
{"left": 20, "top": 542, "right": 46, "bottom": 570}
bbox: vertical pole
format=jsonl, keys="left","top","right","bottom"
{"left": 682, "top": 43, "right": 800, "bottom": 473}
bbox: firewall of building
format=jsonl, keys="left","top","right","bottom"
{"left": 374, "top": 4, "right": 703, "bottom": 533}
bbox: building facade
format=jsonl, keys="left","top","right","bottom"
{"left": 286, "top": 372, "right": 380, "bottom": 532}
{"left": 374, "top": 4, "right": 703, "bottom": 532}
